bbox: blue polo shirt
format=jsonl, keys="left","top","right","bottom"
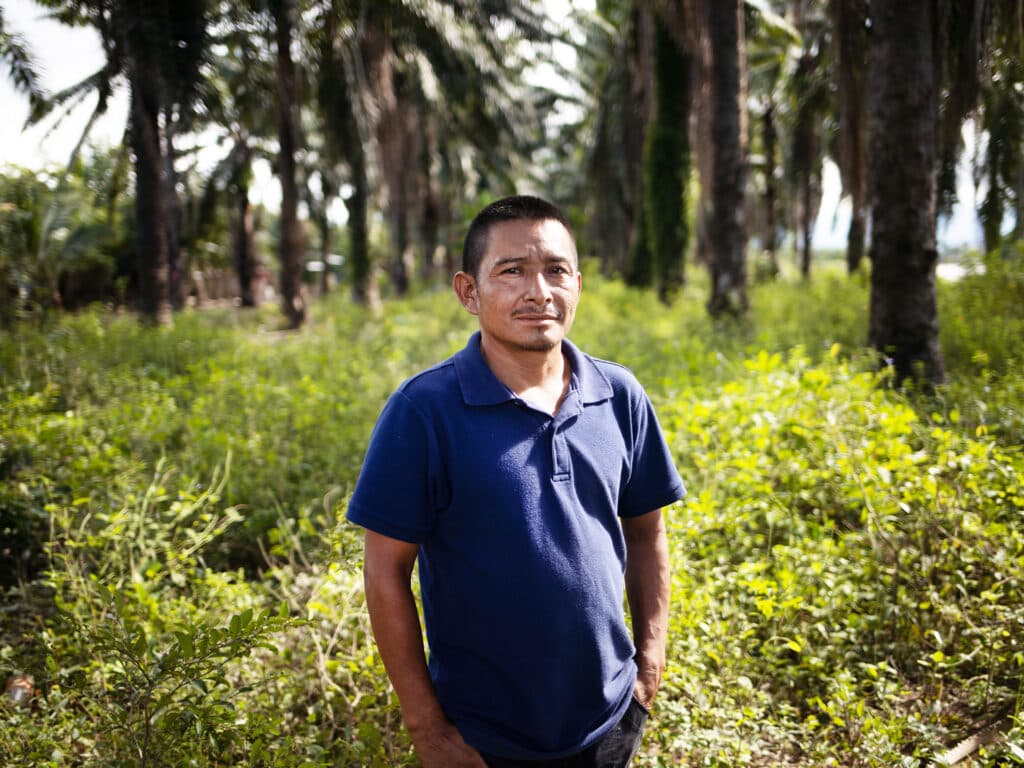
{"left": 347, "top": 332, "right": 685, "bottom": 759}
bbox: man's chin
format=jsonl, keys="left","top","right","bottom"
{"left": 509, "top": 333, "right": 561, "bottom": 353}
{"left": 517, "top": 341, "right": 560, "bottom": 352}
{"left": 483, "top": 327, "right": 567, "bottom": 354}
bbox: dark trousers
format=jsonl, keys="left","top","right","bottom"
{"left": 482, "top": 697, "right": 649, "bottom": 768}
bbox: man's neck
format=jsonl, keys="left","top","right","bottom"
{"left": 479, "top": 335, "right": 571, "bottom": 414}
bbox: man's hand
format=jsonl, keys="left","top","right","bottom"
{"left": 632, "top": 650, "right": 662, "bottom": 711}
{"left": 622, "top": 509, "right": 670, "bottom": 711}
{"left": 409, "top": 717, "right": 488, "bottom": 768}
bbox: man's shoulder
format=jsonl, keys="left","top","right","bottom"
{"left": 585, "top": 353, "right": 635, "bottom": 379}
{"left": 394, "top": 356, "right": 460, "bottom": 403}
{"left": 576, "top": 348, "right": 646, "bottom": 396}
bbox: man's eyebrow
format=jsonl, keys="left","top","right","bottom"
{"left": 492, "top": 256, "right": 527, "bottom": 267}
{"left": 490, "top": 254, "right": 574, "bottom": 269}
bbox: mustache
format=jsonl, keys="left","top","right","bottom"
{"left": 512, "top": 307, "right": 563, "bottom": 320}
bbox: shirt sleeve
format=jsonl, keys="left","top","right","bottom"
{"left": 346, "top": 390, "right": 441, "bottom": 543}
{"left": 619, "top": 391, "right": 686, "bottom": 517}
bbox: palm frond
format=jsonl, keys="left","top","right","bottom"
{"left": 25, "top": 64, "right": 115, "bottom": 129}
{"left": 745, "top": 0, "right": 801, "bottom": 45}
{"left": 0, "top": 9, "right": 48, "bottom": 110}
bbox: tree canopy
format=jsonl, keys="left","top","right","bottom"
{"left": 1, "top": 0, "right": 1021, "bottom": 366}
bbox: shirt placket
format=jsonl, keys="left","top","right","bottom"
{"left": 550, "top": 389, "right": 581, "bottom": 483}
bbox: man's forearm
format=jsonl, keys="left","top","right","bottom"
{"left": 623, "top": 509, "right": 671, "bottom": 708}
{"left": 362, "top": 538, "right": 446, "bottom": 733}
{"left": 362, "top": 532, "right": 486, "bottom": 768}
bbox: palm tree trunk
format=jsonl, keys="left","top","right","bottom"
{"left": 363, "top": 13, "right": 414, "bottom": 296}
{"left": 799, "top": 187, "right": 812, "bottom": 278}
{"left": 847, "top": 208, "right": 866, "bottom": 273}
{"left": 867, "top": 0, "right": 945, "bottom": 384}
{"left": 981, "top": 145, "right": 1005, "bottom": 253}
{"left": 419, "top": 117, "right": 441, "bottom": 283}
{"left": 703, "top": 0, "right": 748, "bottom": 316}
{"left": 347, "top": 135, "right": 378, "bottom": 308}
{"left": 761, "top": 100, "right": 780, "bottom": 277}
{"left": 793, "top": 49, "right": 822, "bottom": 281}
{"left": 234, "top": 184, "right": 256, "bottom": 308}
{"left": 312, "top": 171, "right": 337, "bottom": 296}
{"left": 315, "top": 3, "right": 375, "bottom": 305}
{"left": 1015, "top": 162, "right": 1024, "bottom": 243}
{"left": 272, "top": 0, "right": 306, "bottom": 329}
{"left": 693, "top": 0, "right": 713, "bottom": 271}
{"left": 164, "top": 108, "right": 185, "bottom": 309}
{"left": 129, "top": 56, "right": 172, "bottom": 326}
{"left": 645, "top": 17, "right": 691, "bottom": 304}
{"left": 831, "top": 0, "right": 870, "bottom": 273}
{"left": 624, "top": 4, "right": 654, "bottom": 285}
{"left": 798, "top": 131, "right": 818, "bottom": 280}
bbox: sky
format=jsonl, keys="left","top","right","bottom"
{"left": 1, "top": 0, "right": 129, "bottom": 169}
{"left": 0, "top": 0, "right": 985, "bottom": 252}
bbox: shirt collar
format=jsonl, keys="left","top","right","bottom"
{"left": 453, "top": 331, "right": 614, "bottom": 407}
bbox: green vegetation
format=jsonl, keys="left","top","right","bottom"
{"left": 2, "top": 255, "right": 1023, "bottom": 765}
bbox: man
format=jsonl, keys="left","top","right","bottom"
{"left": 347, "top": 195, "right": 685, "bottom": 767}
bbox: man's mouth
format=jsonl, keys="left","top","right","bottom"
{"left": 513, "top": 310, "right": 561, "bottom": 321}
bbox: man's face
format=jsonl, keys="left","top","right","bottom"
{"left": 455, "top": 218, "right": 581, "bottom": 355}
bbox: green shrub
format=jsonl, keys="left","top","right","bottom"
{"left": 649, "top": 349, "right": 1024, "bottom": 766}
{"left": 1, "top": 462, "right": 303, "bottom": 767}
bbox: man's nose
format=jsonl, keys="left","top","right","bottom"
{"left": 523, "top": 269, "right": 553, "bottom": 302}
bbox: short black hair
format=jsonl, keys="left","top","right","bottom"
{"left": 461, "top": 195, "right": 576, "bottom": 278}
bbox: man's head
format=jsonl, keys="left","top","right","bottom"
{"left": 453, "top": 195, "right": 582, "bottom": 355}
{"left": 461, "top": 195, "right": 577, "bottom": 279}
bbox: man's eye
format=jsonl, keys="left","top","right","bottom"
{"left": 503, "top": 267, "right": 521, "bottom": 275}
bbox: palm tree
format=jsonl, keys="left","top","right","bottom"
{"left": 373, "top": 0, "right": 550, "bottom": 294}
{"left": 168, "top": 5, "right": 210, "bottom": 307}
{"left": 310, "top": 0, "right": 550, "bottom": 301}
{"left": 360, "top": 7, "right": 414, "bottom": 295}
{"left": 866, "top": 0, "right": 944, "bottom": 384}
{"left": 568, "top": 0, "right": 653, "bottom": 281}
{"left": 126, "top": 0, "right": 210, "bottom": 323}
{"left": 867, "top": 0, "right": 1021, "bottom": 384}
{"left": 29, "top": 0, "right": 208, "bottom": 326}
{"left": 123, "top": 5, "right": 173, "bottom": 325}
{"left": 745, "top": 0, "right": 800, "bottom": 280}
{"left": 0, "top": 156, "right": 124, "bottom": 321}
{"left": 268, "top": 0, "right": 306, "bottom": 328}
{"left": 934, "top": 0, "right": 990, "bottom": 218}
{"left": 0, "top": 167, "right": 49, "bottom": 319}
{"left": 700, "top": 0, "right": 749, "bottom": 316}
{"left": 643, "top": 6, "right": 691, "bottom": 303}
{"left": 974, "top": 2, "right": 1024, "bottom": 251}
{"left": 978, "top": 53, "right": 1024, "bottom": 251}
{"left": 310, "top": 0, "right": 377, "bottom": 306}
{"left": 829, "top": 0, "right": 869, "bottom": 272}
{"left": 785, "top": 0, "right": 830, "bottom": 280}
{"left": 196, "top": 3, "right": 279, "bottom": 307}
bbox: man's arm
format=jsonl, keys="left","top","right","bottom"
{"left": 622, "top": 508, "right": 671, "bottom": 710}
{"left": 362, "top": 530, "right": 486, "bottom": 768}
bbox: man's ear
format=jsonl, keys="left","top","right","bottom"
{"left": 453, "top": 271, "right": 479, "bottom": 315}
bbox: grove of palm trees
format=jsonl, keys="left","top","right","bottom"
{"left": 2, "top": 0, "right": 1023, "bottom": 766}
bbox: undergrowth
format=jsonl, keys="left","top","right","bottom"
{"left": 1, "top": 255, "right": 1022, "bottom": 766}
